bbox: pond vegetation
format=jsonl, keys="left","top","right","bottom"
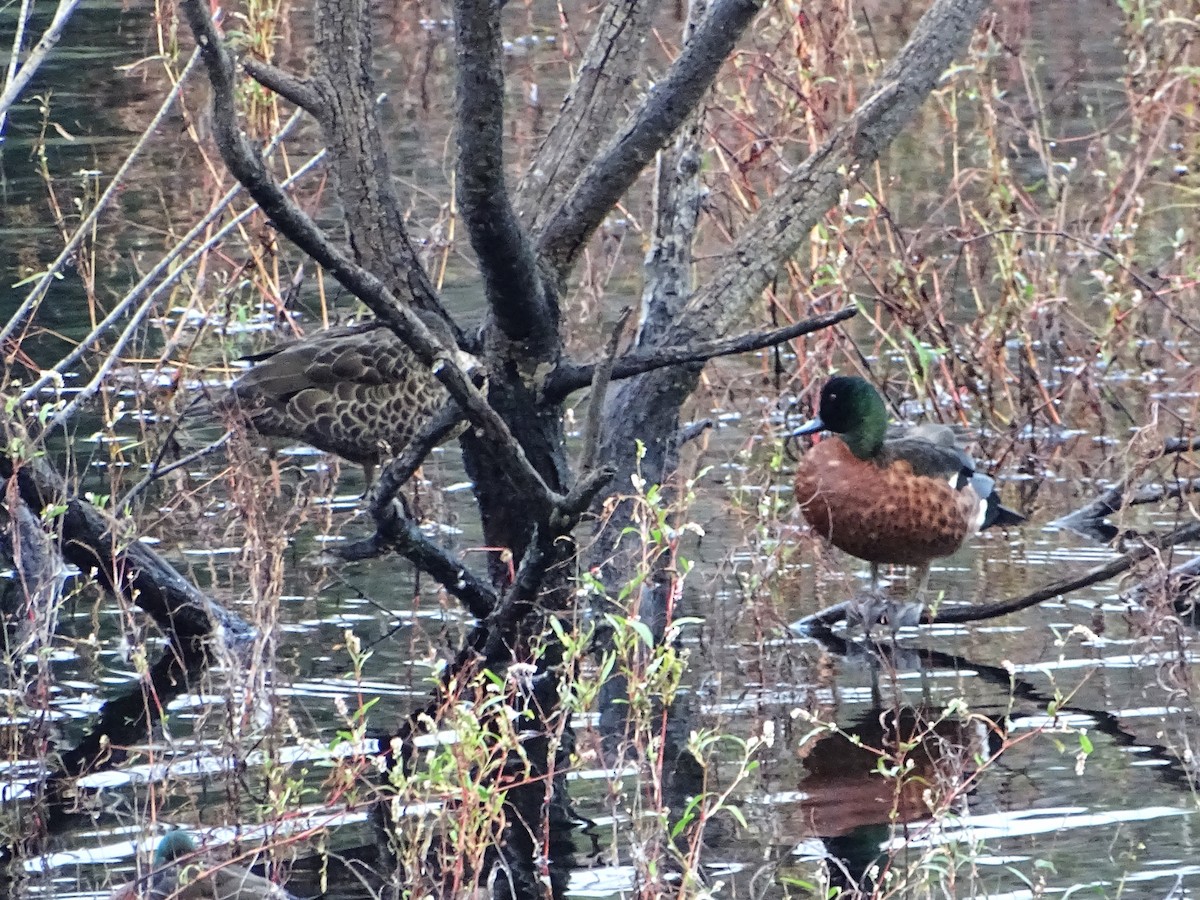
{"left": 0, "top": 0, "right": 1199, "bottom": 898}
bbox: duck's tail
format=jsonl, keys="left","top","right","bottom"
{"left": 984, "top": 501, "right": 1026, "bottom": 529}
{"left": 969, "top": 473, "right": 1027, "bottom": 530}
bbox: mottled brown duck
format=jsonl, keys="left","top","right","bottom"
{"left": 793, "top": 375, "right": 1024, "bottom": 600}
{"left": 223, "top": 319, "right": 470, "bottom": 483}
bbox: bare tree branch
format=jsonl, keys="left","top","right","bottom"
{"left": 309, "top": 0, "right": 454, "bottom": 335}
{"left": 516, "top": 0, "right": 655, "bottom": 229}
{"left": 547, "top": 307, "right": 858, "bottom": 400}
{"left": 0, "top": 0, "right": 82, "bottom": 138}
{"left": 794, "top": 520, "right": 1200, "bottom": 634}
{"left": 684, "top": 0, "right": 992, "bottom": 337}
{"left": 243, "top": 57, "right": 321, "bottom": 112}
{"left": 179, "top": 0, "right": 560, "bottom": 516}
{"left": 454, "top": 0, "right": 553, "bottom": 343}
{"left": 1164, "top": 436, "right": 1200, "bottom": 455}
{"left": 334, "top": 503, "right": 499, "bottom": 620}
{"left": 536, "top": 0, "right": 764, "bottom": 280}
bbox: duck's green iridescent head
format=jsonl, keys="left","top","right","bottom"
{"left": 794, "top": 375, "right": 888, "bottom": 460}
{"left": 155, "top": 831, "right": 197, "bottom": 865}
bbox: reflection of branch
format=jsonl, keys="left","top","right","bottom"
{"left": 796, "top": 520, "right": 1200, "bottom": 633}
{"left": 808, "top": 632, "right": 1196, "bottom": 790}
{"left": 546, "top": 308, "right": 857, "bottom": 400}
{"left": 40, "top": 639, "right": 209, "bottom": 830}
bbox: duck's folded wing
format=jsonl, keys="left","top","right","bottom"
{"left": 879, "top": 437, "right": 975, "bottom": 488}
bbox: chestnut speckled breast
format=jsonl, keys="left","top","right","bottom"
{"left": 794, "top": 437, "right": 983, "bottom": 566}
{"left": 791, "top": 375, "right": 1024, "bottom": 598}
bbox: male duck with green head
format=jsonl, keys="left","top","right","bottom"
{"left": 109, "top": 831, "right": 296, "bottom": 900}
{"left": 793, "top": 375, "right": 1024, "bottom": 602}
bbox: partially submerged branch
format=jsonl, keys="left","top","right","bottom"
{"left": 0, "top": 442, "right": 253, "bottom": 642}
{"left": 1053, "top": 432, "right": 1200, "bottom": 540}
{"left": 794, "top": 520, "right": 1200, "bottom": 634}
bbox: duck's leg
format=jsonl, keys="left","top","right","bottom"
{"left": 870, "top": 562, "right": 881, "bottom": 593}
{"left": 913, "top": 563, "right": 931, "bottom": 603}
{"left": 878, "top": 562, "right": 930, "bottom": 633}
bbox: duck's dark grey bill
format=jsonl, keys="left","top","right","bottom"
{"left": 791, "top": 416, "right": 825, "bottom": 437}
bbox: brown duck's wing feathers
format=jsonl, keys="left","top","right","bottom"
{"left": 234, "top": 325, "right": 418, "bottom": 395}
{"left": 224, "top": 323, "right": 448, "bottom": 465}
{"left": 879, "top": 430, "right": 1025, "bottom": 530}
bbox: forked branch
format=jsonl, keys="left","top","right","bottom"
{"left": 536, "top": 0, "right": 765, "bottom": 279}
{"left": 179, "top": 0, "right": 560, "bottom": 516}
{"left": 545, "top": 307, "right": 858, "bottom": 400}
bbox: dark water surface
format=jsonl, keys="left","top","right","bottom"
{"left": 2, "top": 0, "right": 1199, "bottom": 898}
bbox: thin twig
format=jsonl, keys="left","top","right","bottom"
{"left": 546, "top": 307, "right": 857, "bottom": 400}
{"left": 20, "top": 107, "right": 315, "bottom": 406}
{"left": 0, "top": 0, "right": 83, "bottom": 137}
{"left": 1, "top": 48, "right": 202, "bottom": 348}
{"left": 117, "top": 433, "right": 231, "bottom": 511}
{"left": 580, "top": 308, "right": 632, "bottom": 471}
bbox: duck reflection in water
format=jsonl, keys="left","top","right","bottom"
{"left": 793, "top": 705, "right": 1003, "bottom": 893}
{"left": 109, "top": 831, "right": 296, "bottom": 900}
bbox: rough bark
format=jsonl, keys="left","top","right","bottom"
{"left": 515, "top": 0, "right": 655, "bottom": 229}
{"left": 454, "top": 0, "right": 556, "bottom": 345}
{"left": 535, "top": 0, "right": 766, "bottom": 281}
{"left": 309, "top": 0, "right": 449, "bottom": 329}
